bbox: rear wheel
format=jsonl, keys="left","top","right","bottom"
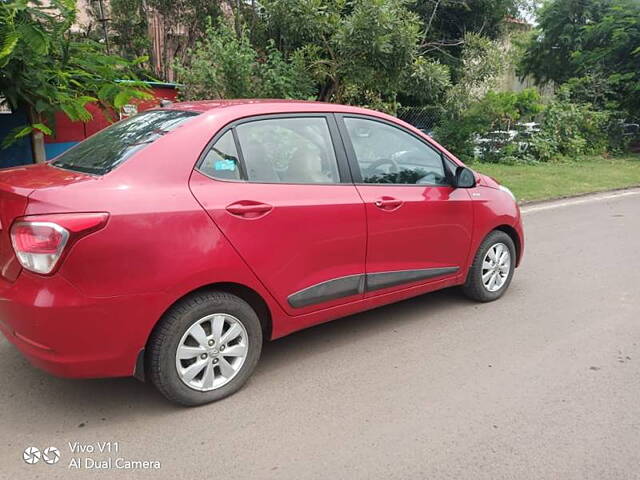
{"left": 147, "top": 291, "right": 262, "bottom": 406}
{"left": 462, "top": 230, "right": 516, "bottom": 302}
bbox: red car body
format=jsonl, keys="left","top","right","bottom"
{"left": 0, "top": 100, "right": 523, "bottom": 379}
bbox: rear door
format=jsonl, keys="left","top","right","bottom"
{"left": 189, "top": 114, "right": 367, "bottom": 315}
{"left": 336, "top": 114, "right": 473, "bottom": 297}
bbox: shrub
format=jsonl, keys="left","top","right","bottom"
{"left": 435, "top": 88, "right": 543, "bottom": 163}
{"left": 174, "top": 22, "right": 315, "bottom": 101}
{"left": 523, "top": 97, "right": 615, "bottom": 162}
{"left": 436, "top": 86, "right": 628, "bottom": 164}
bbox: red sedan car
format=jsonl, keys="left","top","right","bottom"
{"left": 0, "top": 100, "right": 523, "bottom": 405}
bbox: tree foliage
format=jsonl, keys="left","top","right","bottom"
{"left": 436, "top": 88, "right": 542, "bottom": 162}
{"left": 175, "top": 0, "right": 459, "bottom": 112}
{"left": 174, "top": 22, "right": 314, "bottom": 100}
{"left": 253, "top": 0, "right": 425, "bottom": 107}
{"left": 411, "top": 0, "right": 525, "bottom": 80}
{"left": 108, "top": 0, "right": 223, "bottom": 80}
{"left": 521, "top": 0, "right": 640, "bottom": 115}
{"left": 100, "top": 0, "right": 527, "bottom": 112}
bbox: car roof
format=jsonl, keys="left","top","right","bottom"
{"left": 163, "top": 99, "right": 382, "bottom": 116}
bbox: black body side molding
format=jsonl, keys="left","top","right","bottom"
{"left": 365, "top": 267, "right": 459, "bottom": 292}
{"left": 287, "top": 267, "right": 459, "bottom": 308}
{"left": 288, "top": 274, "right": 365, "bottom": 308}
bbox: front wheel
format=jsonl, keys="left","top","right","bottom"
{"left": 462, "top": 230, "right": 516, "bottom": 302}
{"left": 147, "top": 291, "right": 262, "bottom": 406}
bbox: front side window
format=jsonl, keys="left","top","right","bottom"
{"left": 52, "top": 110, "right": 199, "bottom": 175}
{"left": 344, "top": 117, "right": 447, "bottom": 185}
{"left": 235, "top": 117, "right": 340, "bottom": 184}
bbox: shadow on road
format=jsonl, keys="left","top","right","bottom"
{"left": 259, "top": 287, "right": 468, "bottom": 373}
{"left": 1, "top": 287, "right": 470, "bottom": 418}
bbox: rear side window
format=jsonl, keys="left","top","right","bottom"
{"left": 199, "top": 131, "right": 242, "bottom": 180}
{"left": 52, "top": 110, "right": 199, "bottom": 175}
{"left": 207, "top": 117, "right": 340, "bottom": 184}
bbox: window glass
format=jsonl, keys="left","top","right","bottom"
{"left": 52, "top": 110, "right": 199, "bottom": 175}
{"left": 235, "top": 117, "right": 340, "bottom": 184}
{"left": 344, "top": 117, "right": 447, "bottom": 185}
{"left": 200, "top": 131, "right": 241, "bottom": 180}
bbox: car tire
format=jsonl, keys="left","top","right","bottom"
{"left": 462, "top": 230, "right": 516, "bottom": 302}
{"left": 147, "top": 290, "right": 263, "bottom": 406}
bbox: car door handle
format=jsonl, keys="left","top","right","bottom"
{"left": 374, "top": 198, "right": 403, "bottom": 210}
{"left": 226, "top": 202, "right": 273, "bottom": 218}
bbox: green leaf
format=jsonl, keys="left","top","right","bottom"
{"left": 32, "top": 123, "right": 52, "bottom": 135}
{"left": 77, "top": 95, "right": 98, "bottom": 105}
{"left": 60, "top": 104, "right": 80, "bottom": 121}
{"left": 17, "top": 24, "right": 49, "bottom": 55}
{"left": 0, "top": 31, "right": 19, "bottom": 61}
{"left": 2, "top": 125, "right": 34, "bottom": 148}
{"left": 113, "top": 90, "right": 132, "bottom": 109}
{"left": 14, "top": 126, "right": 33, "bottom": 139}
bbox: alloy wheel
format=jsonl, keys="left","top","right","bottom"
{"left": 482, "top": 242, "right": 511, "bottom": 292}
{"left": 175, "top": 313, "right": 249, "bottom": 391}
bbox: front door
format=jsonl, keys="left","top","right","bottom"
{"left": 190, "top": 114, "right": 367, "bottom": 315}
{"left": 336, "top": 114, "right": 473, "bottom": 297}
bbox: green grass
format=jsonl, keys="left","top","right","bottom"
{"left": 471, "top": 154, "right": 640, "bottom": 203}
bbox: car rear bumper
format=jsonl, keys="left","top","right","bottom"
{"left": 0, "top": 272, "right": 161, "bottom": 378}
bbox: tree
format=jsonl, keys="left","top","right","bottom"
{"left": 520, "top": 0, "right": 608, "bottom": 85}
{"left": 574, "top": 0, "right": 640, "bottom": 115}
{"left": 174, "top": 22, "right": 315, "bottom": 100}
{"left": 0, "top": 0, "right": 148, "bottom": 161}
{"left": 205, "top": 0, "right": 451, "bottom": 111}
{"left": 107, "top": 0, "right": 224, "bottom": 80}
{"left": 521, "top": 0, "right": 640, "bottom": 115}
{"left": 411, "top": 0, "right": 525, "bottom": 80}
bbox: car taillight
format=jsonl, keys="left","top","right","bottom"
{"left": 10, "top": 213, "right": 109, "bottom": 275}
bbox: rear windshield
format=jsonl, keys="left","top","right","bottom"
{"left": 51, "top": 110, "right": 199, "bottom": 175}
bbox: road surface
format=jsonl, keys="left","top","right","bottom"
{"left": 1, "top": 189, "right": 639, "bottom": 479}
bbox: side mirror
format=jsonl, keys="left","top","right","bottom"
{"left": 454, "top": 166, "right": 476, "bottom": 188}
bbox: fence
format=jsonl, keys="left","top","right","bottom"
{"left": 397, "top": 106, "right": 444, "bottom": 136}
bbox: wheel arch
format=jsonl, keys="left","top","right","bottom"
{"left": 135, "top": 282, "right": 273, "bottom": 381}
{"left": 461, "top": 223, "right": 523, "bottom": 287}
{"left": 494, "top": 224, "right": 522, "bottom": 266}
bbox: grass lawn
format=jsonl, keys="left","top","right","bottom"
{"left": 471, "top": 154, "right": 640, "bottom": 203}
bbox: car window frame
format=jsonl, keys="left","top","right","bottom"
{"left": 195, "top": 113, "right": 353, "bottom": 185}
{"left": 334, "top": 113, "right": 453, "bottom": 187}
{"left": 198, "top": 129, "right": 247, "bottom": 181}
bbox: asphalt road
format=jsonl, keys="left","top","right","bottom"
{"left": 1, "top": 189, "right": 639, "bottom": 480}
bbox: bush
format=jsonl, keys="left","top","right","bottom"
{"left": 518, "top": 89, "right": 631, "bottom": 163}
{"left": 524, "top": 98, "right": 611, "bottom": 162}
{"left": 174, "top": 22, "right": 315, "bottom": 101}
{"left": 435, "top": 88, "right": 543, "bottom": 163}
{"left": 436, "top": 87, "right": 627, "bottom": 164}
